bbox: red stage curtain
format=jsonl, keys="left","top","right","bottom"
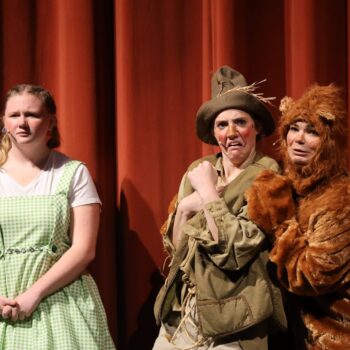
{"left": 0, "top": 0, "right": 348, "bottom": 348}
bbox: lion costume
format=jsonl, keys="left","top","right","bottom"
{"left": 246, "top": 84, "right": 350, "bottom": 350}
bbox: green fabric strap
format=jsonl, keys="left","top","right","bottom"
{"left": 55, "top": 160, "right": 82, "bottom": 196}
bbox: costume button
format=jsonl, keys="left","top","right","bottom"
{"left": 51, "top": 244, "right": 58, "bottom": 253}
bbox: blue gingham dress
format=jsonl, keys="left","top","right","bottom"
{"left": 0, "top": 160, "right": 116, "bottom": 349}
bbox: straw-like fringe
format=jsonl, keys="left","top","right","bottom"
{"left": 279, "top": 96, "right": 294, "bottom": 114}
{"left": 169, "top": 286, "right": 210, "bottom": 349}
{"left": 220, "top": 79, "right": 276, "bottom": 105}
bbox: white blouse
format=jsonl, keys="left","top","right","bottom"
{"left": 0, "top": 151, "right": 101, "bottom": 207}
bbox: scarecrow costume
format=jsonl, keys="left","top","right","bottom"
{"left": 153, "top": 66, "right": 287, "bottom": 350}
{"left": 246, "top": 84, "right": 350, "bottom": 350}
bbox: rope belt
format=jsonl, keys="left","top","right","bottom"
{"left": 170, "top": 276, "right": 211, "bottom": 349}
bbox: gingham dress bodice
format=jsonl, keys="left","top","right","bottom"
{"left": 0, "top": 160, "right": 115, "bottom": 349}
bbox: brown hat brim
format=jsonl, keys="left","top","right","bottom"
{"left": 196, "top": 91, "right": 275, "bottom": 145}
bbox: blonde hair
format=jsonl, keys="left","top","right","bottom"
{"left": 0, "top": 132, "right": 11, "bottom": 166}
{"left": 0, "top": 84, "right": 60, "bottom": 165}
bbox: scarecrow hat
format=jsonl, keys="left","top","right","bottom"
{"left": 196, "top": 66, "right": 275, "bottom": 145}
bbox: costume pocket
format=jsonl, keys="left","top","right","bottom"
{"left": 196, "top": 256, "right": 274, "bottom": 338}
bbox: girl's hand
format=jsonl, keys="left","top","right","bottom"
{"left": 2, "top": 305, "right": 19, "bottom": 321}
{"left": 0, "top": 296, "right": 18, "bottom": 320}
{"left": 14, "top": 289, "right": 42, "bottom": 321}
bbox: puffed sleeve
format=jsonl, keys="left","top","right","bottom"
{"left": 69, "top": 164, "right": 101, "bottom": 207}
{"left": 181, "top": 199, "right": 267, "bottom": 270}
{"left": 270, "top": 208, "right": 350, "bottom": 296}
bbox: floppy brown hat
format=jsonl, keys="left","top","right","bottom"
{"left": 196, "top": 66, "right": 275, "bottom": 145}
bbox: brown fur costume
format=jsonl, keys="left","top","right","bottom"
{"left": 246, "top": 84, "right": 350, "bottom": 350}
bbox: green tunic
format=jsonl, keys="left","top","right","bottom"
{"left": 0, "top": 160, "right": 115, "bottom": 349}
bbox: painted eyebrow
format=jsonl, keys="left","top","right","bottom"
{"left": 215, "top": 120, "right": 228, "bottom": 125}
{"left": 305, "top": 126, "right": 317, "bottom": 132}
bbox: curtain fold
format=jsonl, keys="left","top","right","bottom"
{"left": 0, "top": 0, "right": 348, "bottom": 348}
{"left": 284, "top": 0, "right": 317, "bottom": 94}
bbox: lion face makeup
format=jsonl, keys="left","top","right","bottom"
{"left": 278, "top": 84, "right": 348, "bottom": 195}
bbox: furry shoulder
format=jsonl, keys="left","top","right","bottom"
{"left": 302, "top": 174, "right": 350, "bottom": 219}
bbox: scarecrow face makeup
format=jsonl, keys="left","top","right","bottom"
{"left": 286, "top": 121, "right": 320, "bottom": 165}
{"left": 213, "top": 109, "right": 258, "bottom": 166}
